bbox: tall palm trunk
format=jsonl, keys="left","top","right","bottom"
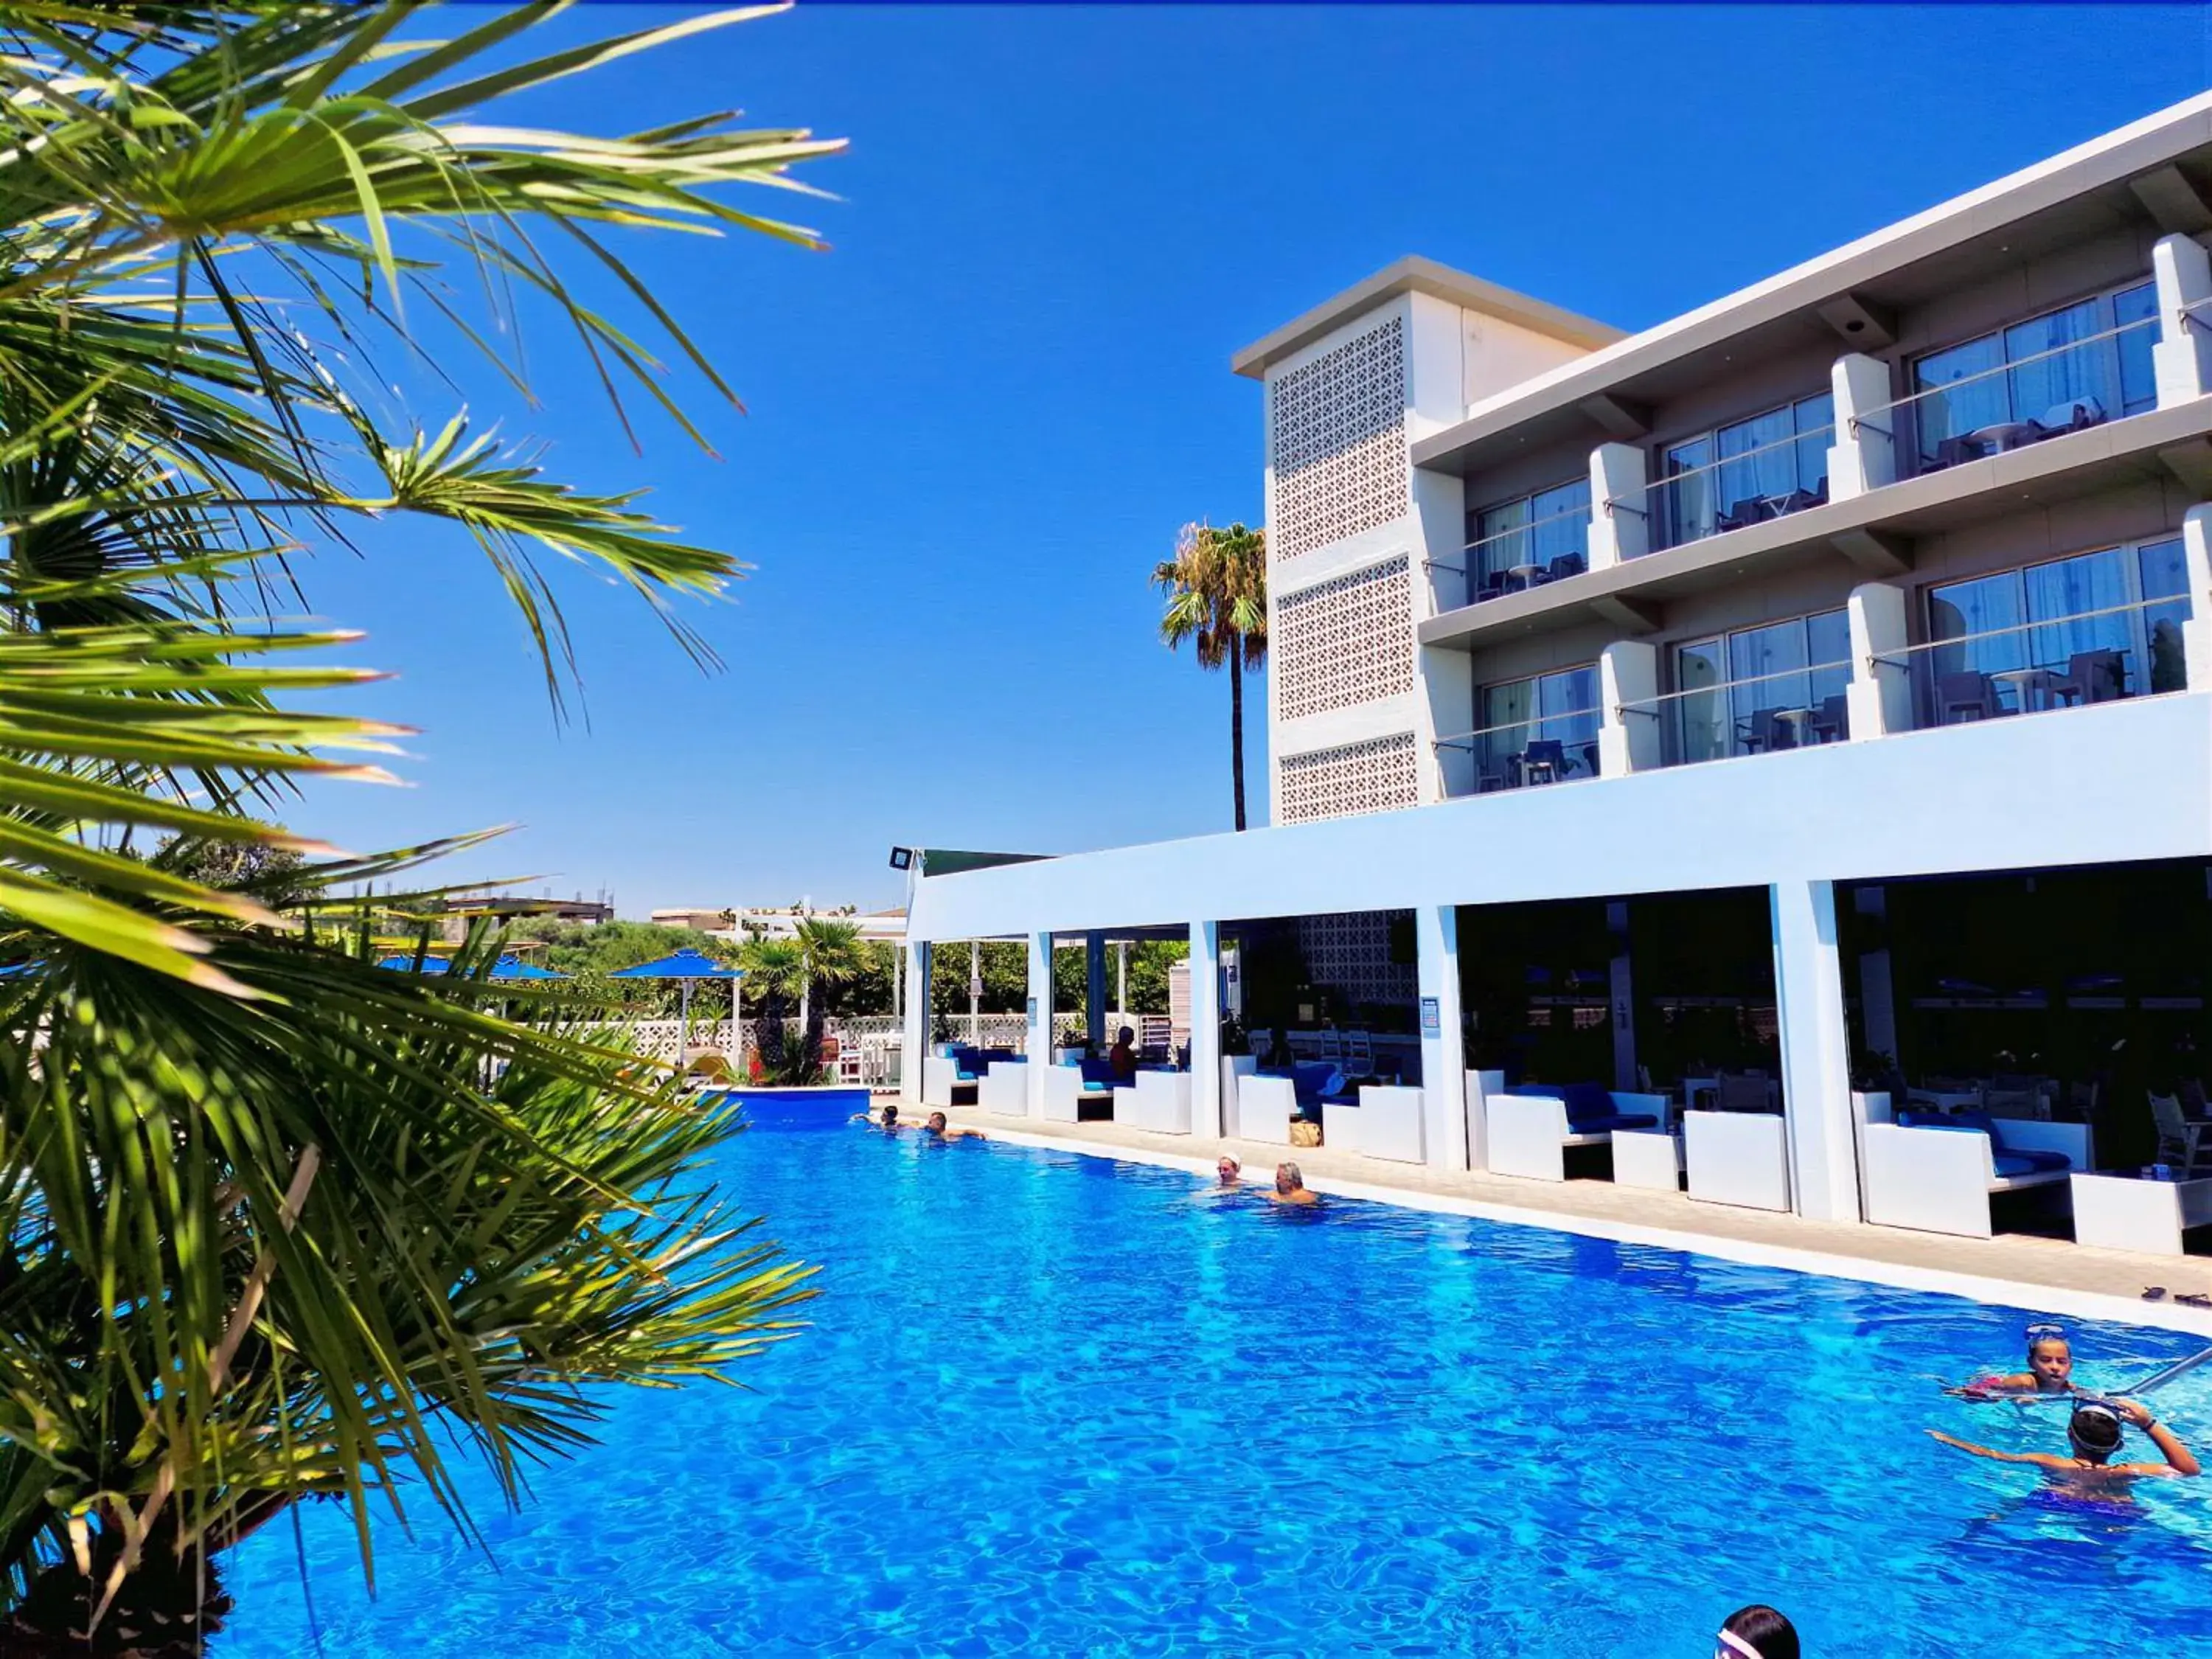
{"left": 1229, "top": 635, "right": 1247, "bottom": 831}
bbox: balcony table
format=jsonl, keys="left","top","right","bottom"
{"left": 1508, "top": 563, "right": 1545, "bottom": 591}
{"left": 2070, "top": 1169, "right": 2212, "bottom": 1255}
{"left": 1969, "top": 419, "right": 2042, "bottom": 453}
{"left": 1992, "top": 666, "right": 2058, "bottom": 711}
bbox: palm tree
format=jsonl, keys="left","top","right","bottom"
{"left": 738, "top": 937, "right": 809, "bottom": 1079}
{"left": 0, "top": 1, "right": 842, "bottom": 1641}
{"left": 795, "top": 917, "right": 869, "bottom": 1073}
{"left": 1154, "top": 521, "right": 1269, "bottom": 829}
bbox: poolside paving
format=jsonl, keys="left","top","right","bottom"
{"left": 939, "top": 1106, "right": 2212, "bottom": 1341}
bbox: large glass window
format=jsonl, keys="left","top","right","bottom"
{"left": 1910, "top": 279, "right": 2157, "bottom": 472}
{"left": 1924, "top": 537, "right": 2191, "bottom": 722}
{"left": 1475, "top": 664, "right": 1601, "bottom": 790}
{"left": 1671, "top": 610, "right": 1851, "bottom": 762}
{"left": 1469, "top": 476, "right": 1591, "bottom": 594}
{"left": 1660, "top": 393, "right": 1833, "bottom": 549}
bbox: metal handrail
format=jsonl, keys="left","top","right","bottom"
{"left": 1848, "top": 313, "right": 2157, "bottom": 434}
{"left": 1462, "top": 501, "right": 1593, "bottom": 558}
{"left": 1616, "top": 658, "right": 1853, "bottom": 718}
{"left": 1431, "top": 708, "right": 1603, "bottom": 751}
{"left": 2180, "top": 297, "right": 2212, "bottom": 337}
{"left": 1866, "top": 594, "right": 2176, "bottom": 669}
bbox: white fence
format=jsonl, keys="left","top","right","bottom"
{"left": 621, "top": 1010, "right": 1173, "bottom": 1083}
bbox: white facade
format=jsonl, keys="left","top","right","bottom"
{"left": 902, "top": 95, "right": 2212, "bottom": 1241}
{"left": 652, "top": 905, "right": 908, "bottom": 945}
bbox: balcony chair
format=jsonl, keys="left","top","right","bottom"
{"left": 1475, "top": 768, "right": 1512, "bottom": 793}
{"left": 1774, "top": 485, "right": 1827, "bottom": 515}
{"left": 1717, "top": 498, "right": 1771, "bottom": 533}
{"left": 1938, "top": 670, "right": 1999, "bottom": 723}
{"left": 1579, "top": 741, "right": 1601, "bottom": 778}
{"left": 2151, "top": 1092, "right": 2212, "bottom": 1176}
{"left": 2037, "top": 396, "right": 2107, "bottom": 439}
{"left": 1545, "top": 552, "right": 1587, "bottom": 582}
{"left": 2048, "top": 648, "right": 2124, "bottom": 706}
{"left": 1930, "top": 434, "right": 1986, "bottom": 471}
{"left": 1517, "top": 739, "right": 1566, "bottom": 785}
{"left": 1809, "top": 694, "right": 1850, "bottom": 744}
{"left": 1472, "top": 569, "right": 1509, "bottom": 605}
{"left": 1739, "top": 709, "right": 1792, "bottom": 753}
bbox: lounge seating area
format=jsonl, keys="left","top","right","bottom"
{"left": 1485, "top": 1081, "right": 1670, "bottom": 1183}
{"left": 1860, "top": 1096, "right": 2091, "bottom": 1239}
{"left": 1713, "top": 481, "right": 1829, "bottom": 533}
{"left": 1043, "top": 1059, "right": 1121, "bottom": 1122}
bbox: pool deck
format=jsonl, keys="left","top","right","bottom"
{"left": 941, "top": 1107, "right": 2212, "bottom": 1340}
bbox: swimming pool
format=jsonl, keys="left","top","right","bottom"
{"left": 220, "top": 1096, "right": 2212, "bottom": 1656}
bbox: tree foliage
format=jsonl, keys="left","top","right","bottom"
{"left": 0, "top": 1, "right": 841, "bottom": 1643}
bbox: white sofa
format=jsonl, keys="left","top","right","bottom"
{"left": 1220, "top": 1055, "right": 1258, "bottom": 1138}
{"left": 1684, "top": 1110, "right": 1792, "bottom": 1211}
{"left": 1612, "top": 1130, "right": 1683, "bottom": 1192}
{"left": 1117, "top": 1069, "right": 1192, "bottom": 1134}
{"left": 977, "top": 1058, "right": 1030, "bottom": 1117}
{"left": 1466, "top": 1070, "right": 1503, "bottom": 1172}
{"left": 1237, "top": 1074, "right": 1297, "bottom": 1145}
{"left": 1860, "top": 1111, "right": 2090, "bottom": 1239}
{"left": 1042, "top": 1062, "right": 1115, "bottom": 1123}
{"left": 1486, "top": 1089, "right": 1672, "bottom": 1182}
{"left": 920, "top": 1055, "right": 968, "bottom": 1109}
{"left": 1348, "top": 1085, "right": 1425, "bottom": 1163}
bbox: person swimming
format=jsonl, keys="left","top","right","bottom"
{"left": 1267, "top": 1161, "right": 1321, "bottom": 1207}
{"left": 922, "top": 1110, "right": 984, "bottom": 1141}
{"left": 1929, "top": 1396, "right": 2200, "bottom": 1503}
{"left": 1950, "top": 1322, "right": 2076, "bottom": 1397}
{"left": 1215, "top": 1155, "right": 1242, "bottom": 1187}
{"left": 849, "top": 1102, "right": 902, "bottom": 1127}
{"left": 1715, "top": 1605, "right": 1798, "bottom": 1659}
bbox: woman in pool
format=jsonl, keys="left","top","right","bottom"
{"left": 1267, "top": 1161, "right": 1320, "bottom": 1206}
{"left": 1950, "top": 1323, "right": 2076, "bottom": 1398}
{"left": 1929, "top": 1397, "right": 2199, "bottom": 1502}
{"left": 1716, "top": 1605, "right": 1798, "bottom": 1659}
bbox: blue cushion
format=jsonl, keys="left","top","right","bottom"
{"left": 1992, "top": 1152, "right": 2042, "bottom": 1180}
{"left": 1558, "top": 1082, "right": 1618, "bottom": 1125}
{"left": 1290, "top": 1062, "right": 1345, "bottom": 1106}
{"left": 2002, "top": 1146, "right": 2070, "bottom": 1173}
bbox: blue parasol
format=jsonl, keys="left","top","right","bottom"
{"left": 609, "top": 947, "right": 742, "bottom": 1060}
{"left": 376, "top": 953, "right": 567, "bottom": 981}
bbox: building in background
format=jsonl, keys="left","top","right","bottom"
{"left": 650, "top": 905, "right": 908, "bottom": 945}
{"left": 901, "top": 94, "right": 2212, "bottom": 1253}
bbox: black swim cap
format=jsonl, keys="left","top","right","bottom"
{"left": 2068, "top": 1401, "right": 2122, "bottom": 1455}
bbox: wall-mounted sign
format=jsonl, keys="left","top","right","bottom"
{"left": 1026, "top": 996, "right": 1038, "bottom": 1023}
{"left": 1419, "top": 996, "right": 1441, "bottom": 1036}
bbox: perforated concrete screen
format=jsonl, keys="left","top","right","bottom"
{"left": 1268, "top": 315, "right": 1408, "bottom": 560}
{"left": 1277, "top": 731, "right": 1419, "bottom": 824}
{"left": 1273, "top": 554, "right": 1414, "bottom": 722}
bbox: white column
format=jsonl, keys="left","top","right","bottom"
{"left": 2183, "top": 504, "right": 2212, "bottom": 688}
{"left": 1587, "top": 442, "right": 1649, "bottom": 568}
{"left": 1598, "top": 640, "right": 1661, "bottom": 775}
{"left": 1188, "top": 921, "right": 1223, "bottom": 1138}
{"left": 1846, "top": 581, "right": 1912, "bottom": 738}
{"left": 967, "top": 939, "right": 981, "bottom": 1048}
{"left": 1826, "top": 352, "right": 1896, "bottom": 501}
{"left": 2152, "top": 233, "right": 2212, "bottom": 408}
{"left": 1414, "top": 905, "right": 1468, "bottom": 1170}
{"left": 899, "top": 939, "right": 931, "bottom": 1105}
{"left": 1771, "top": 880, "right": 1860, "bottom": 1224}
{"left": 1085, "top": 932, "right": 1107, "bottom": 1049}
{"left": 1025, "top": 930, "right": 1052, "bottom": 1117}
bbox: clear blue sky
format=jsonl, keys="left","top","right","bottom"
{"left": 293, "top": 2, "right": 2212, "bottom": 917}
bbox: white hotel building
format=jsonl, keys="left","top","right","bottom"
{"left": 900, "top": 97, "right": 2212, "bottom": 1247}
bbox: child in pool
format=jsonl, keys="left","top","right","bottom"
{"left": 1930, "top": 1397, "right": 2199, "bottom": 1503}
{"left": 1950, "top": 1324, "right": 2076, "bottom": 1398}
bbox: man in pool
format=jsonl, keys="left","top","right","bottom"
{"left": 1950, "top": 1322, "right": 2076, "bottom": 1398}
{"left": 1929, "top": 1396, "right": 2199, "bottom": 1501}
{"left": 1214, "top": 1155, "right": 1242, "bottom": 1187}
{"left": 850, "top": 1102, "right": 900, "bottom": 1127}
{"left": 922, "top": 1110, "right": 984, "bottom": 1142}
{"left": 1267, "top": 1161, "right": 1321, "bottom": 1206}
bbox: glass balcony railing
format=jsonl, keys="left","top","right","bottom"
{"left": 1872, "top": 594, "right": 2191, "bottom": 731}
{"left": 1434, "top": 707, "right": 1603, "bottom": 797}
{"left": 1616, "top": 658, "right": 1855, "bottom": 767}
{"left": 1615, "top": 418, "right": 1836, "bottom": 555}
{"left": 1858, "top": 310, "right": 2160, "bottom": 476}
{"left": 1431, "top": 504, "right": 1594, "bottom": 605}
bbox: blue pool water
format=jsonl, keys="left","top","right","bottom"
{"left": 221, "top": 1098, "right": 2212, "bottom": 1656}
